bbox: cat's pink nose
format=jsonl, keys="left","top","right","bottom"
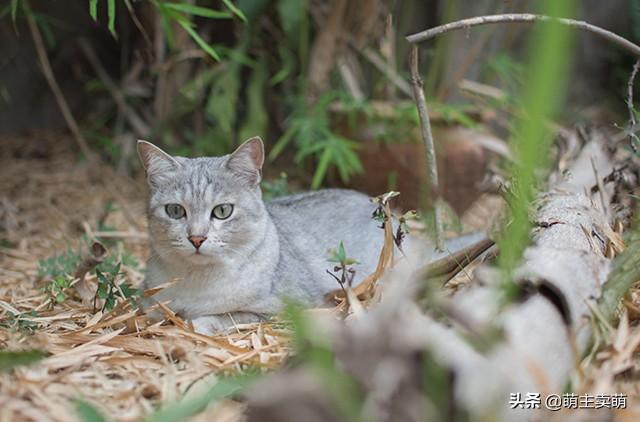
{"left": 188, "top": 235, "right": 207, "bottom": 249}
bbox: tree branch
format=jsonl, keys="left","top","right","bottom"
{"left": 409, "top": 45, "right": 442, "bottom": 248}
{"left": 406, "top": 13, "right": 640, "bottom": 58}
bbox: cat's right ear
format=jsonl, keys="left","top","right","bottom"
{"left": 137, "top": 140, "right": 180, "bottom": 183}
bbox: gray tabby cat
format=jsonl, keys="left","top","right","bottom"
{"left": 137, "top": 137, "right": 384, "bottom": 334}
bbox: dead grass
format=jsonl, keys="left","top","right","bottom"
{"left": 0, "top": 133, "right": 290, "bottom": 421}
{"left": 2, "top": 132, "right": 640, "bottom": 421}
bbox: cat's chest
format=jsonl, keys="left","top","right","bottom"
{"left": 146, "top": 260, "right": 271, "bottom": 317}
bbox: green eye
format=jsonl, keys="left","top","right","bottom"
{"left": 212, "top": 204, "right": 233, "bottom": 220}
{"left": 165, "top": 204, "right": 186, "bottom": 219}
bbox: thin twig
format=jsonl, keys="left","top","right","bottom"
{"left": 626, "top": 59, "right": 640, "bottom": 152}
{"left": 78, "top": 38, "right": 150, "bottom": 137}
{"left": 359, "top": 47, "right": 413, "bottom": 97}
{"left": 406, "top": 14, "right": 640, "bottom": 58}
{"left": 409, "top": 45, "right": 442, "bottom": 248}
{"left": 26, "top": 5, "right": 95, "bottom": 161}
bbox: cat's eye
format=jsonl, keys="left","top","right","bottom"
{"left": 165, "top": 204, "right": 186, "bottom": 219}
{"left": 211, "top": 204, "right": 233, "bottom": 220}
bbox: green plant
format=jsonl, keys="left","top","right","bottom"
{"left": 46, "top": 276, "right": 72, "bottom": 304}
{"left": 0, "top": 349, "right": 46, "bottom": 372}
{"left": 88, "top": 0, "right": 242, "bottom": 59}
{"left": 270, "top": 91, "right": 364, "bottom": 189}
{"left": 326, "top": 241, "right": 359, "bottom": 290}
{"left": 38, "top": 242, "right": 139, "bottom": 310}
{"left": 94, "top": 263, "right": 140, "bottom": 312}
{"left": 261, "top": 172, "right": 292, "bottom": 200}
{"left": 0, "top": 310, "right": 39, "bottom": 334}
{"left": 145, "top": 375, "right": 253, "bottom": 422}
{"left": 38, "top": 249, "right": 81, "bottom": 279}
{"left": 282, "top": 301, "right": 364, "bottom": 421}
{"left": 75, "top": 400, "right": 107, "bottom": 422}
{"left": 496, "top": 0, "right": 576, "bottom": 300}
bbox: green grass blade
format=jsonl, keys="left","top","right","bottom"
{"left": 0, "top": 350, "right": 46, "bottom": 372}
{"left": 311, "top": 146, "right": 333, "bottom": 189}
{"left": 162, "top": 3, "right": 231, "bottom": 19}
{"left": 107, "top": 0, "right": 116, "bottom": 37}
{"left": 176, "top": 19, "right": 220, "bottom": 61}
{"left": 497, "top": 0, "right": 576, "bottom": 293}
{"left": 89, "top": 0, "right": 98, "bottom": 21}
{"left": 146, "top": 376, "right": 251, "bottom": 422}
{"left": 75, "top": 400, "right": 107, "bottom": 422}
{"left": 10, "top": 0, "right": 19, "bottom": 25}
{"left": 222, "top": 0, "right": 247, "bottom": 22}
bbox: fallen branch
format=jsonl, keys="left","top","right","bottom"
{"left": 406, "top": 13, "right": 640, "bottom": 58}
{"left": 244, "top": 129, "right": 629, "bottom": 421}
{"left": 409, "top": 45, "right": 442, "bottom": 248}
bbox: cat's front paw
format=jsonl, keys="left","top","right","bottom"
{"left": 191, "top": 315, "right": 233, "bottom": 335}
{"left": 191, "top": 312, "right": 265, "bottom": 335}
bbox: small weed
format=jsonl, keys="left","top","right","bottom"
{"left": 262, "top": 172, "right": 292, "bottom": 200}
{"left": 38, "top": 242, "right": 140, "bottom": 312}
{"left": 45, "top": 275, "right": 72, "bottom": 304}
{"left": 38, "top": 249, "right": 81, "bottom": 279}
{"left": 94, "top": 264, "right": 140, "bottom": 312}
{"left": 0, "top": 310, "right": 39, "bottom": 334}
{"left": 326, "top": 241, "right": 359, "bottom": 290}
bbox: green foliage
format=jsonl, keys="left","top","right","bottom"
{"left": 632, "top": 0, "right": 640, "bottom": 43}
{"left": 95, "top": 263, "right": 140, "bottom": 312}
{"left": 277, "top": 0, "right": 306, "bottom": 45}
{"left": 38, "top": 249, "right": 81, "bottom": 279}
{"left": 270, "top": 91, "right": 363, "bottom": 189}
{"left": 221, "top": 0, "right": 246, "bottom": 22}
{"left": 282, "top": 301, "right": 364, "bottom": 421}
{"left": 261, "top": 173, "right": 292, "bottom": 201}
{"left": 0, "top": 349, "right": 46, "bottom": 372}
{"left": 38, "top": 240, "right": 139, "bottom": 311}
{"left": 328, "top": 241, "right": 358, "bottom": 266}
{"left": 497, "top": 0, "right": 576, "bottom": 299}
{"left": 145, "top": 376, "right": 252, "bottom": 422}
{"left": 46, "top": 275, "right": 71, "bottom": 304}
{"left": 161, "top": 2, "right": 231, "bottom": 19}
{"left": 87, "top": 0, "right": 238, "bottom": 59}
{"left": 0, "top": 310, "right": 39, "bottom": 334}
{"left": 75, "top": 400, "right": 107, "bottom": 422}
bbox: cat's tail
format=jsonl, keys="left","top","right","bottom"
{"left": 407, "top": 231, "right": 494, "bottom": 283}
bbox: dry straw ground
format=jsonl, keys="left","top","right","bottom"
{"left": 1, "top": 132, "right": 640, "bottom": 421}
{"left": 0, "top": 133, "right": 290, "bottom": 421}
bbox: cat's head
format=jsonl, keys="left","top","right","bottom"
{"left": 137, "top": 137, "right": 267, "bottom": 266}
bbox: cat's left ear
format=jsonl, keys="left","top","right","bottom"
{"left": 226, "top": 136, "right": 264, "bottom": 185}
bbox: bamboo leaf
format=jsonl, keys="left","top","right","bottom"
{"left": 146, "top": 376, "right": 251, "bottom": 422}
{"left": 107, "top": 0, "right": 116, "bottom": 37}
{"left": 162, "top": 3, "right": 231, "bottom": 19}
{"left": 311, "top": 147, "right": 333, "bottom": 189}
{"left": 75, "top": 400, "right": 107, "bottom": 422}
{"left": 239, "top": 56, "right": 268, "bottom": 142}
{"left": 10, "top": 0, "right": 19, "bottom": 25}
{"left": 89, "top": 0, "right": 98, "bottom": 21}
{"left": 221, "top": 0, "right": 246, "bottom": 22}
{"left": 0, "top": 350, "right": 46, "bottom": 372}
{"left": 176, "top": 19, "right": 220, "bottom": 61}
{"left": 277, "top": 0, "right": 305, "bottom": 42}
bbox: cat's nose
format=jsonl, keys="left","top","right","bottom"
{"left": 188, "top": 235, "right": 207, "bottom": 249}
